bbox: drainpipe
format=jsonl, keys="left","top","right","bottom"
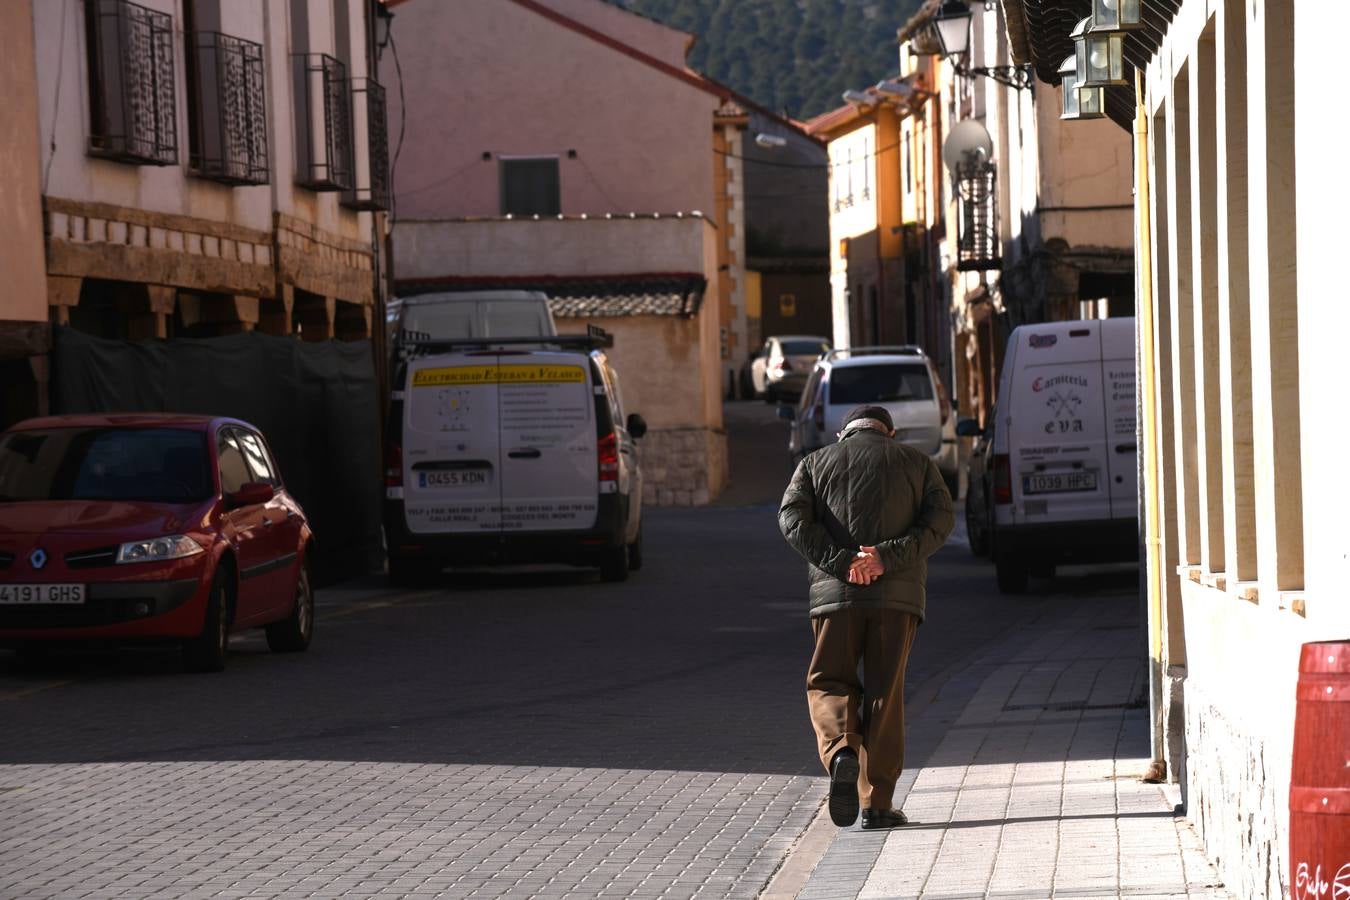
{"left": 1133, "top": 70, "right": 1166, "bottom": 778}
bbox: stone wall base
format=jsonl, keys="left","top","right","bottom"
{"left": 640, "top": 426, "right": 728, "bottom": 506}
{"left": 1183, "top": 680, "right": 1286, "bottom": 900}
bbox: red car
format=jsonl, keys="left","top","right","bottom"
{"left": 0, "top": 414, "right": 314, "bottom": 672}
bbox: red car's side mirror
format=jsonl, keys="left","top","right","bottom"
{"left": 227, "top": 481, "right": 275, "bottom": 508}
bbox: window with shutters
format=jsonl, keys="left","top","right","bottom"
{"left": 499, "top": 157, "right": 561, "bottom": 216}
{"left": 85, "top": 0, "right": 178, "bottom": 166}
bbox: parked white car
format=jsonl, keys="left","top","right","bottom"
{"left": 750, "top": 335, "right": 831, "bottom": 402}
{"left": 783, "top": 346, "right": 959, "bottom": 495}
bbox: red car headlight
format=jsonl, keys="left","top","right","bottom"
{"left": 115, "top": 535, "right": 205, "bottom": 565}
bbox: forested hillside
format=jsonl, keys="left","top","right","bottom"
{"left": 606, "top": 0, "right": 923, "bottom": 120}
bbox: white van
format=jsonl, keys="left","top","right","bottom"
{"left": 959, "top": 318, "right": 1138, "bottom": 592}
{"left": 390, "top": 290, "right": 557, "bottom": 344}
{"left": 383, "top": 327, "right": 646, "bottom": 584}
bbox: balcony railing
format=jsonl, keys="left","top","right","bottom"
{"left": 956, "top": 160, "right": 1001, "bottom": 271}
{"left": 293, "top": 53, "right": 353, "bottom": 191}
{"left": 85, "top": 0, "right": 177, "bottom": 165}
{"left": 189, "top": 32, "right": 268, "bottom": 185}
{"left": 343, "top": 78, "right": 391, "bottom": 211}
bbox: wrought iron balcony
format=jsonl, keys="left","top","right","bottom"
{"left": 955, "top": 160, "right": 1001, "bottom": 271}
{"left": 189, "top": 32, "right": 268, "bottom": 186}
{"left": 343, "top": 78, "right": 391, "bottom": 211}
{"left": 293, "top": 53, "right": 353, "bottom": 192}
{"left": 85, "top": 0, "right": 177, "bottom": 165}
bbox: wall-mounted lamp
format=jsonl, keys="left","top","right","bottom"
{"left": 374, "top": 2, "right": 395, "bottom": 59}
{"left": 1073, "top": 16, "right": 1128, "bottom": 89}
{"left": 1091, "top": 0, "right": 1144, "bottom": 32}
{"left": 1058, "top": 55, "right": 1105, "bottom": 120}
{"left": 930, "top": 0, "right": 1034, "bottom": 91}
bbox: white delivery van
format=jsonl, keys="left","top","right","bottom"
{"left": 974, "top": 318, "right": 1138, "bottom": 592}
{"left": 388, "top": 289, "right": 557, "bottom": 348}
{"left": 383, "top": 327, "right": 647, "bottom": 584}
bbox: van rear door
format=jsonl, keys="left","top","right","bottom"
{"left": 1100, "top": 318, "right": 1138, "bottom": 520}
{"left": 403, "top": 354, "right": 504, "bottom": 533}
{"left": 1007, "top": 323, "right": 1111, "bottom": 525}
{"left": 497, "top": 351, "right": 599, "bottom": 532}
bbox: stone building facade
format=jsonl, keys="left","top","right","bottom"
{"left": 31, "top": 0, "right": 388, "bottom": 357}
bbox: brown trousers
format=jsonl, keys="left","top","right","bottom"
{"left": 807, "top": 606, "right": 920, "bottom": 811}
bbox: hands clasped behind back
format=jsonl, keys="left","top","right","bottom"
{"left": 847, "top": 545, "right": 885, "bottom": 585}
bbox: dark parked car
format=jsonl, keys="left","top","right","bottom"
{"left": 0, "top": 414, "right": 315, "bottom": 672}
{"left": 958, "top": 415, "right": 994, "bottom": 557}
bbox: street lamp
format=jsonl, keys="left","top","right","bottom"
{"left": 1073, "top": 16, "right": 1128, "bottom": 89}
{"left": 1058, "top": 55, "right": 1104, "bottom": 120}
{"left": 929, "top": 0, "right": 1034, "bottom": 91}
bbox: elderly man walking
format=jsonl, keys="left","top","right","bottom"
{"left": 779, "top": 404, "right": 954, "bottom": 829}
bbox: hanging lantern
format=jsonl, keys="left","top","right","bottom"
{"left": 932, "top": 0, "right": 973, "bottom": 60}
{"left": 1073, "top": 16, "right": 1128, "bottom": 89}
{"left": 1091, "top": 0, "right": 1144, "bottom": 31}
{"left": 1059, "top": 55, "right": 1104, "bottom": 120}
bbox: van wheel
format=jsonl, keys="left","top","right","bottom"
{"left": 599, "top": 545, "right": 629, "bottom": 583}
{"left": 627, "top": 527, "right": 644, "bottom": 572}
{"left": 183, "top": 571, "right": 229, "bottom": 673}
{"left": 389, "top": 556, "right": 439, "bottom": 588}
{"left": 994, "top": 547, "right": 1028, "bottom": 594}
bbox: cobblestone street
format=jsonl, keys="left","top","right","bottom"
{"left": 0, "top": 404, "right": 1200, "bottom": 899}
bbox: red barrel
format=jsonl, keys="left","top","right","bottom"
{"left": 1291, "top": 640, "right": 1350, "bottom": 900}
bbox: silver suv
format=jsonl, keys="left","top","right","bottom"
{"left": 781, "top": 346, "right": 959, "bottom": 495}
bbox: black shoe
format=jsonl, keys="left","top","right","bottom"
{"left": 860, "top": 808, "right": 908, "bottom": 830}
{"left": 827, "top": 749, "right": 860, "bottom": 827}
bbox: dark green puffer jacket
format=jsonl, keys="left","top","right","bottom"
{"left": 779, "top": 429, "right": 954, "bottom": 620}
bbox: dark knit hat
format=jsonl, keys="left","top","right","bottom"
{"left": 842, "top": 405, "right": 894, "bottom": 431}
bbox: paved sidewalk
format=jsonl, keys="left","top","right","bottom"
{"left": 784, "top": 584, "right": 1231, "bottom": 900}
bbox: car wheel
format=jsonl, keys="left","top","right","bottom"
{"left": 965, "top": 501, "right": 989, "bottom": 557}
{"left": 994, "top": 544, "right": 1029, "bottom": 595}
{"left": 389, "top": 555, "right": 439, "bottom": 588}
{"left": 183, "top": 570, "right": 229, "bottom": 673}
{"left": 599, "top": 544, "right": 629, "bottom": 583}
{"left": 265, "top": 564, "right": 314, "bottom": 653}
{"left": 627, "top": 526, "right": 643, "bottom": 572}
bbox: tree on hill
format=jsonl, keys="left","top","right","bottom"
{"left": 606, "top": 0, "right": 923, "bottom": 120}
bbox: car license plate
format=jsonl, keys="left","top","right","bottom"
{"left": 418, "top": 469, "right": 491, "bottom": 488}
{"left": 1023, "top": 472, "right": 1098, "bottom": 494}
{"left": 0, "top": 584, "right": 86, "bottom": 605}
